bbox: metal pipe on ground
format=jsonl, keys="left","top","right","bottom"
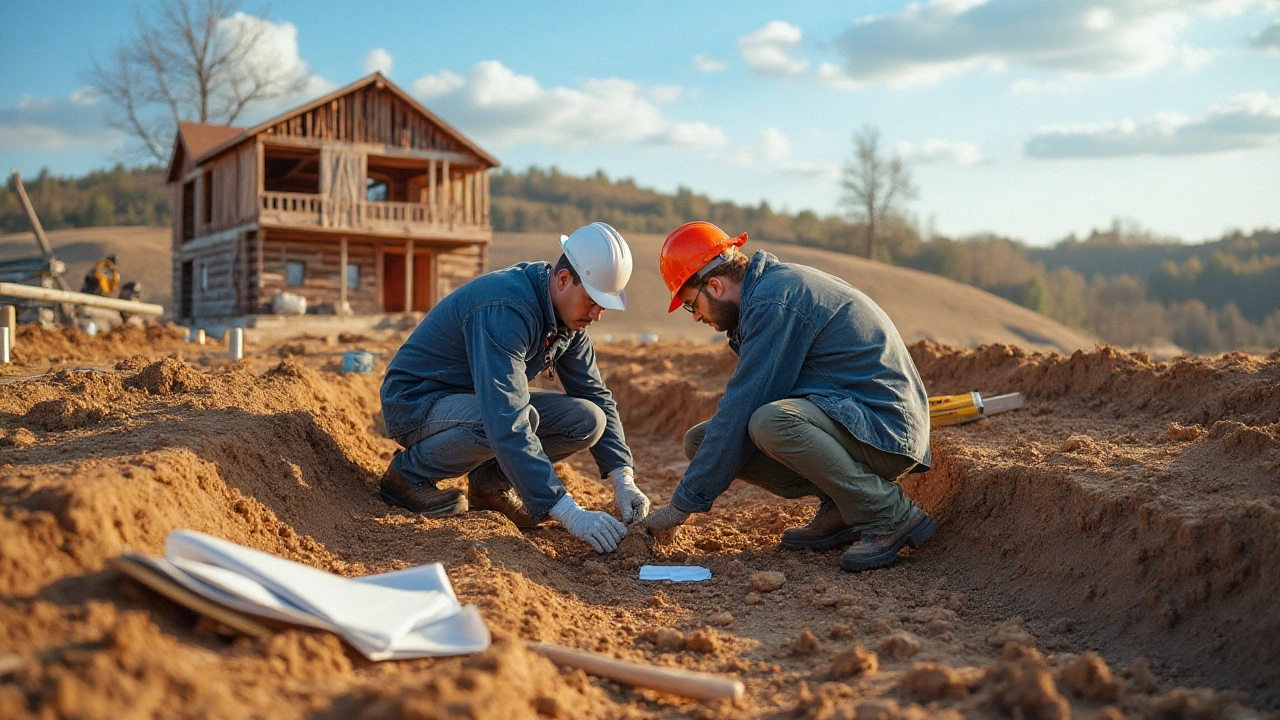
{"left": 0, "top": 282, "right": 164, "bottom": 317}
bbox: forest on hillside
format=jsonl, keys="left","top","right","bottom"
{"left": 2, "top": 165, "right": 1276, "bottom": 354}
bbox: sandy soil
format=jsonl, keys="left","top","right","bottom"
{"left": 1, "top": 325, "right": 1277, "bottom": 719}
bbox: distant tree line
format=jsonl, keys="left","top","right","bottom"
{"left": 3, "top": 164, "right": 1275, "bottom": 353}
{"left": 1, "top": 165, "right": 170, "bottom": 233}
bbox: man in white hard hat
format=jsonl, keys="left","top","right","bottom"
{"left": 379, "top": 222, "right": 650, "bottom": 553}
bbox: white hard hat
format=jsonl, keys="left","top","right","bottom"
{"left": 558, "top": 222, "right": 633, "bottom": 311}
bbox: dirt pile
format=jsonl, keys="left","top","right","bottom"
{"left": 1, "top": 332, "right": 1277, "bottom": 718}
{"left": 6, "top": 323, "right": 193, "bottom": 368}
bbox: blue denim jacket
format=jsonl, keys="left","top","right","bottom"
{"left": 671, "top": 251, "right": 931, "bottom": 514}
{"left": 380, "top": 262, "right": 632, "bottom": 504}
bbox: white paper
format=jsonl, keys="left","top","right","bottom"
{"left": 130, "top": 530, "right": 490, "bottom": 661}
{"left": 639, "top": 565, "right": 712, "bottom": 582}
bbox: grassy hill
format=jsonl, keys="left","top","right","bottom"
{"left": 491, "top": 231, "right": 1096, "bottom": 353}
{"left": 1, "top": 226, "right": 1095, "bottom": 354}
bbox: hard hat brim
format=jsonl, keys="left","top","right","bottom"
{"left": 584, "top": 284, "right": 626, "bottom": 311}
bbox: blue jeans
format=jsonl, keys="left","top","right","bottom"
{"left": 391, "top": 390, "right": 606, "bottom": 514}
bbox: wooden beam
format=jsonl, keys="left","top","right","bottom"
{"left": 262, "top": 137, "right": 475, "bottom": 165}
{"left": 0, "top": 282, "right": 164, "bottom": 316}
{"left": 339, "top": 237, "right": 348, "bottom": 315}
{"left": 375, "top": 243, "right": 384, "bottom": 312}
{"left": 403, "top": 240, "right": 414, "bottom": 313}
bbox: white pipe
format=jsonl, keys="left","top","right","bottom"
{"left": 1, "top": 327, "right": 9, "bottom": 364}
{"left": 228, "top": 328, "right": 244, "bottom": 360}
{"left": 195, "top": 329, "right": 206, "bottom": 345}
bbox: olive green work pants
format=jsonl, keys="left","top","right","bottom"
{"left": 684, "top": 398, "right": 915, "bottom": 534}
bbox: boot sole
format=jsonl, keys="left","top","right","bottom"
{"left": 840, "top": 514, "right": 936, "bottom": 572}
{"left": 780, "top": 526, "right": 861, "bottom": 552}
{"left": 380, "top": 490, "right": 469, "bottom": 518}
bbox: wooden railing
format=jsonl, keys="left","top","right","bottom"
{"left": 259, "top": 192, "right": 485, "bottom": 232}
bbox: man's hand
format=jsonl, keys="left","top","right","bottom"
{"left": 609, "top": 467, "right": 651, "bottom": 523}
{"left": 642, "top": 503, "right": 690, "bottom": 533}
{"left": 549, "top": 494, "right": 627, "bottom": 553}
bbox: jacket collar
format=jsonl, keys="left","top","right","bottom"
{"left": 727, "top": 250, "right": 778, "bottom": 347}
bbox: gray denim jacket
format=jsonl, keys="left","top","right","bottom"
{"left": 380, "top": 262, "right": 632, "bottom": 503}
{"left": 671, "top": 251, "right": 931, "bottom": 514}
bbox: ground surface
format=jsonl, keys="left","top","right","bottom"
{"left": 1, "top": 324, "right": 1276, "bottom": 719}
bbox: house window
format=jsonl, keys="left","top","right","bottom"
{"left": 202, "top": 171, "right": 213, "bottom": 225}
{"left": 346, "top": 264, "right": 360, "bottom": 290}
{"left": 286, "top": 261, "right": 305, "bottom": 287}
{"left": 366, "top": 177, "right": 388, "bottom": 202}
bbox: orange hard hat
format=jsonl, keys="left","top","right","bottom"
{"left": 659, "top": 221, "right": 748, "bottom": 312}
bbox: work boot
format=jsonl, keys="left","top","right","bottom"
{"left": 840, "top": 503, "right": 935, "bottom": 572}
{"left": 780, "top": 497, "right": 860, "bottom": 551}
{"left": 466, "top": 460, "right": 543, "bottom": 528}
{"left": 379, "top": 463, "right": 468, "bottom": 518}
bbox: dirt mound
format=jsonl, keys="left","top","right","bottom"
{"left": 1, "top": 339, "right": 1277, "bottom": 718}
{"left": 7, "top": 323, "right": 192, "bottom": 367}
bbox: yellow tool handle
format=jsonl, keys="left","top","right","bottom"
{"left": 928, "top": 392, "right": 982, "bottom": 428}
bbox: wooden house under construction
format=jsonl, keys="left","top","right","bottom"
{"left": 166, "top": 72, "right": 498, "bottom": 331}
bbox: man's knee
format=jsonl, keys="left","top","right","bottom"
{"left": 683, "top": 421, "right": 709, "bottom": 461}
{"left": 565, "top": 399, "right": 606, "bottom": 447}
{"left": 748, "top": 400, "right": 807, "bottom": 453}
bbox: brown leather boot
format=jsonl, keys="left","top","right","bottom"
{"left": 780, "top": 498, "right": 860, "bottom": 551}
{"left": 466, "top": 460, "right": 543, "bottom": 528}
{"left": 379, "top": 464, "right": 468, "bottom": 518}
{"left": 840, "top": 503, "right": 935, "bottom": 572}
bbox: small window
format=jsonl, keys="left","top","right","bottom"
{"left": 286, "top": 261, "right": 305, "bottom": 287}
{"left": 200, "top": 263, "right": 209, "bottom": 291}
{"left": 346, "top": 264, "right": 360, "bottom": 290}
{"left": 366, "top": 178, "right": 388, "bottom": 202}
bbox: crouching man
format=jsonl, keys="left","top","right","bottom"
{"left": 379, "top": 222, "right": 651, "bottom": 553}
{"left": 641, "top": 222, "right": 933, "bottom": 571}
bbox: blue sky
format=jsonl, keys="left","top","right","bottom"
{"left": 1, "top": 0, "right": 1278, "bottom": 245}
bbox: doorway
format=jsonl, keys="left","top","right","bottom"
{"left": 381, "top": 250, "right": 434, "bottom": 312}
{"left": 180, "top": 260, "right": 193, "bottom": 319}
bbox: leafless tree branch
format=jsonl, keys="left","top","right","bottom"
{"left": 87, "top": 0, "right": 307, "bottom": 164}
{"left": 839, "top": 125, "right": 918, "bottom": 261}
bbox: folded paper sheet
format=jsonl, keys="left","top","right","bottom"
{"left": 638, "top": 565, "right": 712, "bottom": 583}
{"left": 127, "top": 530, "right": 489, "bottom": 661}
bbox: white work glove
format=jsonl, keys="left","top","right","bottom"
{"left": 642, "top": 504, "right": 690, "bottom": 533}
{"left": 608, "top": 467, "right": 651, "bottom": 523}
{"left": 549, "top": 494, "right": 628, "bottom": 553}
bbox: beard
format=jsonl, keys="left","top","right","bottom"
{"left": 703, "top": 294, "right": 740, "bottom": 334}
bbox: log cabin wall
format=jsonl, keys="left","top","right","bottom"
{"left": 436, "top": 243, "right": 486, "bottom": 301}
{"left": 257, "top": 234, "right": 380, "bottom": 315}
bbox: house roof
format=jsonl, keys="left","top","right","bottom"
{"left": 166, "top": 72, "right": 498, "bottom": 182}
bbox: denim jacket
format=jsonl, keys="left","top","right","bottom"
{"left": 380, "top": 262, "right": 632, "bottom": 504}
{"left": 671, "top": 251, "right": 931, "bottom": 514}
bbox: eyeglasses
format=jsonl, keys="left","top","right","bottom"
{"left": 681, "top": 281, "right": 708, "bottom": 314}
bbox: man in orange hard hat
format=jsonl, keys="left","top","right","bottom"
{"left": 641, "top": 221, "right": 934, "bottom": 572}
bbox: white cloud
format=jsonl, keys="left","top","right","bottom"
{"left": 0, "top": 91, "right": 125, "bottom": 150}
{"left": 649, "top": 85, "right": 683, "bottom": 103}
{"left": 666, "top": 122, "right": 728, "bottom": 147}
{"left": 409, "top": 60, "right": 727, "bottom": 149}
{"left": 364, "top": 48, "right": 393, "bottom": 75}
{"left": 779, "top": 162, "right": 842, "bottom": 182}
{"left": 1023, "top": 91, "right": 1280, "bottom": 158}
{"left": 895, "top": 139, "right": 986, "bottom": 165}
{"left": 693, "top": 54, "right": 728, "bottom": 72}
{"left": 216, "top": 13, "right": 334, "bottom": 120}
{"left": 825, "top": 0, "right": 1238, "bottom": 88}
{"left": 69, "top": 86, "right": 99, "bottom": 106}
{"left": 738, "top": 21, "right": 809, "bottom": 77}
{"left": 758, "top": 127, "right": 792, "bottom": 161}
{"left": 1253, "top": 19, "right": 1280, "bottom": 52}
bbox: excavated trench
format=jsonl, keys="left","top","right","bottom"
{"left": 0, "top": 332, "right": 1276, "bottom": 718}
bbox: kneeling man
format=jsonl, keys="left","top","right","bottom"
{"left": 642, "top": 222, "right": 933, "bottom": 571}
{"left": 379, "top": 222, "right": 650, "bottom": 553}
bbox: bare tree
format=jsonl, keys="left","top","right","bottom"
{"left": 89, "top": 0, "right": 307, "bottom": 163}
{"left": 839, "top": 125, "right": 917, "bottom": 261}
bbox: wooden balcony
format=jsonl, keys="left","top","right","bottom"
{"left": 259, "top": 191, "right": 489, "bottom": 239}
